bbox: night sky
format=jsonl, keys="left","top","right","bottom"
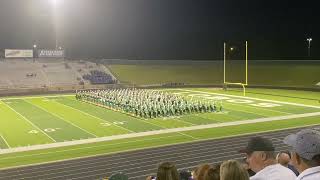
{"left": 0, "top": 0, "right": 319, "bottom": 60}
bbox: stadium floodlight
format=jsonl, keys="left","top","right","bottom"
{"left": 33, "top": 44, "right": 37, "bottom": 48}
{"left": 307, "top": 38, "right": 312, "bottom": 57}
{"left": 50, "top": 0, "right": 59, "bottom": 6}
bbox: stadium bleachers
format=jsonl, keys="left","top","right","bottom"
{"left": 0, "top": 59, "right": 116, "bottom": 89}
{"left": 83, "top": 70, "right": 115, "bottom": 84}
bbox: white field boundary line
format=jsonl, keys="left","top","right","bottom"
{"left": 23, "top": 99, "right": 98, "bottom": 138}
{"left": 52, "top": 98, "right": 135, "bottom": 133}
{"left": 0, "top": 134, "right": 11, "bottom": 148}
{"left": 1, "top": 111, "right": 320, "bottom": 155}
{"left": 178, "top": 89, "right": 320, "bottom": 109}
{"left": 0, "top": 100, "right": 57, "bottom": 143}
{"left": 0, "top": 94, "right": 73, "bottom": 101}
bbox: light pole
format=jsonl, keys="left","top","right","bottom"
{"left": 33, "top": 44, "right": 37, "bottom": 62}
{"left": 50, "top": 0, "right": 60, "bottom": 49}
{"left": 307, "top": 38, "right": 312, "bottom": 57}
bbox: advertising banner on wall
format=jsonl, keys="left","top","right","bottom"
{"left": 5, "top": 49, "right": 33, "bottom": 58}
{"left": 38, "top": 49, "right": 65, "bottom": 58}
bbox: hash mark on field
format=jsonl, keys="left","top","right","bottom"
{"left": 23, "top": 100, "right": 98, "bottom": 138}
{"left": 161, "top": 116, "right": 196, "bottom": 126}
{"left": 0, "top": 100, "right": 57, "bottom": 143}
{"left": 0, "top": 134, "right": 11, "bottom": 148}
{"left": 177, "top": 132, "right": 199, "bottom": 140}
{"left": 52, "top": 99, "right": 135, "bottom": 133}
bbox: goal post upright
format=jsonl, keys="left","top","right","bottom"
{"left": 245, "top": 40, "right": 248, "bottom": 86}
{"left": 224, "top": 42, "right": 226, "bottom": 84}
{"left": 223, "top": 41, "right": 248, "bottom": 96}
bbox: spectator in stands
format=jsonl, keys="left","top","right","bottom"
{"left": 146, "top": 162, "right": 179, "bottom": 180}
{"left": 284, "top": 129, "right": 320, "bottom": 180}
{"left": 220, "top": 160, "right": 249, "bottom": 180}
{"left": 193, "top": 163, "right": 220, "bottom": 180}
{"left": 239, "top": 136, "right": 296, "bottom": 180}
{"left": 276, "top": 151, "right": 299, "bottom": 176}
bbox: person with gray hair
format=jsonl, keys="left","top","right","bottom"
{"left": 284, "top": 129, "right": 320, "bottom": 180}
{"left": 239, "top": 136, "right": 296, "bottom": 180}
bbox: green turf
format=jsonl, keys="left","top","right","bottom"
{"left": 0, "top": 101, "right": 52, "bottom": 147}
{"left": 0, "top": 114, "right": 319, "bottom": 169}
{"left": 0, "top": 88, "right": 319, "bottom": 169}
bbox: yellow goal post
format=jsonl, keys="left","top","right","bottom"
{"left": 223, "top": 41, "right": 248, "bottom": 96}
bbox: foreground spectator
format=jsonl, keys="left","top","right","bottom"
{"left": 239, "top": 136, "right": 296, "bottom": 180}
{"left": 284, "top": 129, "right": 320, "bottom": 180}
{"left": 147, "top": 162, "right": 179, "bottom": 180}
{"left": 193, "top": 163, "right": 220, "bottom": 180}
{"left": 276, "top": 151, "right": 299, "bottom": 176}
{"left": 241, "top": 157, "right": 256, "bottom": 177}
{"left": 220, "top": 160, "right": 249, "bottom": 180}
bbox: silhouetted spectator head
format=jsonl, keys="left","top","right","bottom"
{"left": 284, "top": 129, "right": 320, "bottom": 173}
{"left": 179, "top": 170, "right": 192, "bottom": 180}
{"left": 156, "top": 162, "right": 179, "bottom": 180}
{"left": 109, "top": 172, "right": 128, "bottom": 180}
{"left": 193, "top": 163, "right": 220, "bottom": 180}
{"left": 239, "top": 136, "right": 276, "bottom": 173}
{"left": 220, "top": 160, "right": 249, "bottom": 180}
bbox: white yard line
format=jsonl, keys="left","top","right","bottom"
{"left": 0, "top": 134, "right": 11, "bottom": 148}
{"left": 177, "top": 89, "right": 320, "bottom": 109}
{"left": 52, "top": 99, "right": 135, "bottom": 133}
{"left": 0, "top": 100, "right": 56, "bottom": 143}
{"left": 1, "top": 111, "right": 320, "bottom": 155}
{"left": 23, "top": 99, "right": 98, "bottom": 138}
{"left": 177, "top": 132, "right": 199, "bottom": 140}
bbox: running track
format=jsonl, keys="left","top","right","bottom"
{"left": 0, "top": 125, "right": 319, "bottom": 180}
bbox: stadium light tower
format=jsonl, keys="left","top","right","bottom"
{"left": 307, "top": 38, "right": 312, "bottom": 57}
{"left": 50, "top": 0, "right": 61, "bottom": 49}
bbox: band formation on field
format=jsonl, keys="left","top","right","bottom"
{"left": 76, "top": 89, "right": 222, "bottom": 119}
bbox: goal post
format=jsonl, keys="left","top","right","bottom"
{"left": 223, "top": 41, "right": 248, "bottom": 96}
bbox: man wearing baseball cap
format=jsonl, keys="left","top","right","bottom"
{"left": 240, "top": 136, "right": 296, "bottom": 180}
{"left": 284, "top": 129, "right": 320, "bottom": 180}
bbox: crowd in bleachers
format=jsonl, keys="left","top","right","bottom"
{"left": 83, "top": 70, "right": 115, "bottom": 84}
{"left": 105, "top": 128, "right": 320, "bottom": 180}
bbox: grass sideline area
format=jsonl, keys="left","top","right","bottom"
{"left": 0, "top": 88, "right": 319, "bottom": 169}
{"left": 0, "top": 115, "right": 319, "bottom": 169}
{"left": 108, "top": 61, "right": 320, "bottom": 88}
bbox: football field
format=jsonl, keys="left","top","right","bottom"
{"left": 1, "top": 88, "right": 320, "bottom": 149}
{"left": 0, "top": 88, "right": 320, "bottom": 168}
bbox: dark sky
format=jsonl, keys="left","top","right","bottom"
{"left": 0, "top": 0, "right": 319, "bottom": 60}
